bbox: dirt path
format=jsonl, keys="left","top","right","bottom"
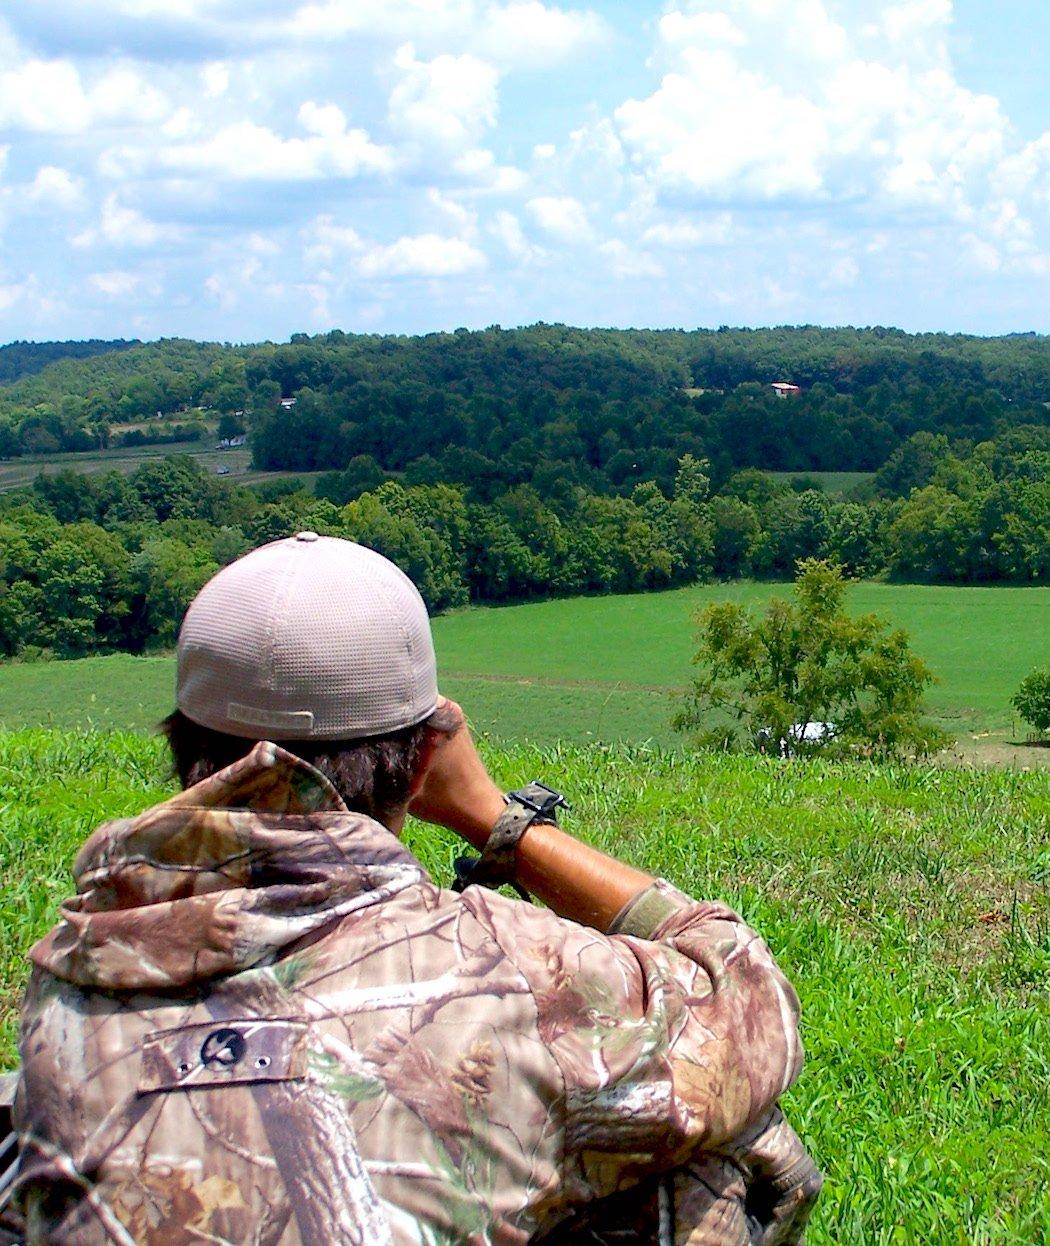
{"left": 940, "top": 734, "right": 1050, "bottom": 770}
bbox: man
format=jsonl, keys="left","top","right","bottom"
{"left": 12, "top": 533, "right": 820, "bottom": 1244}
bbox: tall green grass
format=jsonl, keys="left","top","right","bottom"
{"left": 1, "top": 729, "right": 1046, "bottom": 1242}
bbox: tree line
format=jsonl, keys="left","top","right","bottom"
{"left": 0, "top": 326, "right": 1047, "bottom": 472}
{"left": 1, "top": 421, "right": 1046, "bottom": 659}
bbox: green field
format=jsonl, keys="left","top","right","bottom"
{"left": 1, "top": 730, "right": 1046, "bottom": 1242}
{"left": 0, "top": 442, "right": 325, "bottom": 491}
{"left": 2, "top": 582, "right": 1046, "bottom": 756}
{"left": 765, "top": 469, "right": 875, "bottom": 494}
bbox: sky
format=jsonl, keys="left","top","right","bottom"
{"left": 0, "top": 0, "right": 1047, "bottom": 343}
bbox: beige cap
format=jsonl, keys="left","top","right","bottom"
{"left": 176, "top": 533, "right": 438, "bottom": 740}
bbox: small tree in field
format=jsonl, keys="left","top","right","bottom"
{"left": 1011, "top": 669, "right": 1050, "bottom": 737}
{"left": 673, "top": 560, "right": 948, "bottom": 759}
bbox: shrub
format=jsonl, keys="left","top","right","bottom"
{"left": 1010, "top": 668, "right": 1050, "bottom": 735}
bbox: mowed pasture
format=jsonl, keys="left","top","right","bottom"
{"left": 1, "top": 581, "right": 1047, "bottom": 760}
{"left": 764, "top": 469, "right": 875, "bottom": 495}
{"left": 0, "top": 441, "right": 325, "bottom": 490}
{"left": 0, "top": 730, "right": 1046, "bottom": 1242}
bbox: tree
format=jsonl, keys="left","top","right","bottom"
{"left": 673, "top": 559, "right": 948, "bottom": 759}
{"left": 1011, "top": 669, "right": 1050, "bottom": 736}
{"left": 133, "top": 538, "right": 218, "bottom": 646}
{"left": 708, "top": 496, "right": 758, "bottom": 578}
{"left": 217, "top": 412, "right": 246, "bottom": 441}
{"left": 36, "top": 538, "right": 106, "bottom": 656}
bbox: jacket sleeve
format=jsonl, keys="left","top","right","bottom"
{"left": 469, "top": 879, "right": 805, "bottom": 1209}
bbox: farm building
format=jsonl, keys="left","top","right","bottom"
{"left": 771, "top": 382, "right": 801, "bottom": 397}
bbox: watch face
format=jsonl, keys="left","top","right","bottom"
{"left": 511, "top": 782, "right": 569, "bottom": 818}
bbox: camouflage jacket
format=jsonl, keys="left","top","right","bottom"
{"left": 13, "top": 742, "right": 819, "bottom": 1245}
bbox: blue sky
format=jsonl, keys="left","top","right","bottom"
{"left": 0, "top": 1, "right": 1047, "bottom": 342}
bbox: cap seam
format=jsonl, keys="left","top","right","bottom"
{"left": 371, "top": 565, "right": 414, "bottom": 725}
{"left": 264, "top": 541, "right": 302, "bottom": 713}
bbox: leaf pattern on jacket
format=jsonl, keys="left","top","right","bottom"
{"left": 14, "top": 741, "right": 818, "bottom": 1245}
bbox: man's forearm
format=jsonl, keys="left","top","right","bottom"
{"left": 409, "top": 704, "right": 654, "bottom": 930}
{"left": 432, "top": 781, "right": 653, "bottom": 930}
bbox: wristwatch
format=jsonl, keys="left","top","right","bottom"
{"left": 452, "top": 781, "right": 569, "bottom": 900}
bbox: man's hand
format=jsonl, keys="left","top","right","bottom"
{"left": 408, "top": 695, "right": 654, "bottom": 931}
{"left": 408, "top": 698, "right": 507, "bottom": 849}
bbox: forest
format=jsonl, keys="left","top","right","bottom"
{"left": 0, "top": 325, "right": 1046, "bottom": 658}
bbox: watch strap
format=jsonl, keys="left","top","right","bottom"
{"left": 452, "top": 782, "right": 568, "bottom": 900}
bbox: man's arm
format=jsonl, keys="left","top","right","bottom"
{"left": 408, "top": 698, "right": 653, "bottom": 930}
{"left": 411, "top": 698, "right": 820, "bottom": 1239}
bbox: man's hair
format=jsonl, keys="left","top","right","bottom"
{"left": 160, "top": 703, "right": 458, "bottom": 825}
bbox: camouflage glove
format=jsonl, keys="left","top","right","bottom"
{"left": 531, "top": 1107, "right": 821, "bottom": 1246}
{"left": 671, "top": 1107, "right": 820, "bottom": 1245}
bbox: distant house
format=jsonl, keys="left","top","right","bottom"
{"left": 771, "top": 382, "right": 801, "bottom": 397}
{"left": 217, "top": 434, "right": 247, "bottom": 449}
{"left": 279, "top": 396, "right": 297, "bottom": 409}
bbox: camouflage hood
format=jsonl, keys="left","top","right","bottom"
{"left": 30, "top": 741, "right": 426, "bottom": 993}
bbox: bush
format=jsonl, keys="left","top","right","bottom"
{"left": 1010, "top": 668, "right": 1050, "bottom": 735}
{"left": 673, "top": 559, "right": 949, "bottom": 760}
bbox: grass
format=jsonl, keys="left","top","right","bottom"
{"left": 765, "top": 470, "right": 875, "bottom": 495}
{"left": 0, "top": 442, "right": 326, "bottom": 490}
{"left": 0, "top": 729, "right": 1046, "bottom": 1242}
{"left": 3, "top": 582, "right": 1043, "bottom": 752}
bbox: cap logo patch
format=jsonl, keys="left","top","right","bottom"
{"left": 228, "top": 703, "right": 315, "bottom": 731}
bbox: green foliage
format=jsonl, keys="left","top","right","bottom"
{"left": 674, "top": 561, "right": 949, "bottom": 759}
{"left": 1, "top": 729, "right": 1046, "bottom": 1243}
{"left": 1011, "top": 669, "right": 1050, "bottom": 735}
{"left": 0, "top": 339, "right": 137, "bottom": 385}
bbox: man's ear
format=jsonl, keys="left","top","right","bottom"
{"left": 408, "top": 723, "right": 443, "bottom": 799}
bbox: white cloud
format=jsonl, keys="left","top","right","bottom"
{"left": 357, "top": 233, "right": 486, "bottom": 278}
{"left": 426, "top": 188, "right": 478, "bottom": 236}
{"left": 27, "top": 165, "right": 84, "bottom": 208}
{"left": 0, "top": 273, "right": 55, "bottom": 318}
{"left": 449, "top": 147, "right": 525, "bottom": 192}
{"left": 527, "top": 195, "right": 592, "bottom": 242}
{"left": 290, "top": 0, "right": 479, "bottom": 43}
{"left": 615, "top": 46, "right": 827, "bottom": 201}
{"left": 302, "top": 214, "right": 366, "bottom": 265}
{"left": 201, "top": 61, "right": 229, "bottom": 98}
{"left": 388, "top": 44, "right": 499, "bottom": 149}
{"left": 823, "top": 255, "right": 859, "bottom": 288}
{"left": 488, "top": 209, "right": 544, "bottom": 260}
{"left": 288, "top": 0, "right": 605, "bottom": 69}
{"left": 598, "top": 239, "right": 662, "bottom": 278}
{"left": 0, "top": 58, "right": 169, "bottom": 133}
{"left": 657, "top": 9, "right": 747, "bottom": 48}
{"left": 477, "top": 2, "right": 606, "bottom": 68}
{"left": 90, "top": 270, "right": 141, "bottom": 296}
{"left": 995, "top": 133, "right": 1050, "bottom": 205}
{"left": 606, "top": 0, "right": 1031, "bottom": 229}
{"left": 0, "top": 277, "right": 32, "bottom": 312}
{"left": 158, "top": 114, "right": 396, "bottom": 181}
{"left": 161, "top": 107, "right": 199, "bottom": 140}
{"left": 642, "top": 214, "right": 733, "bottom": 247}
{"left": 881, "top": 0, "right": 952, "bottom": 59}
{"left": 73, "top": 193, "right": 170, "bottom": 247}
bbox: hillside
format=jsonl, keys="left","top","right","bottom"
{"left": 1, "top": 326, "right": 1047, "bottom": 477}
{"left": 0, "top": 338, "right": 138, "bottom": 385}
{"left": 0, "top": 327, "right": 1046, "bottom": 663}
{"left": 1, "top": 729, "right": 1045, "bottom": 1241}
